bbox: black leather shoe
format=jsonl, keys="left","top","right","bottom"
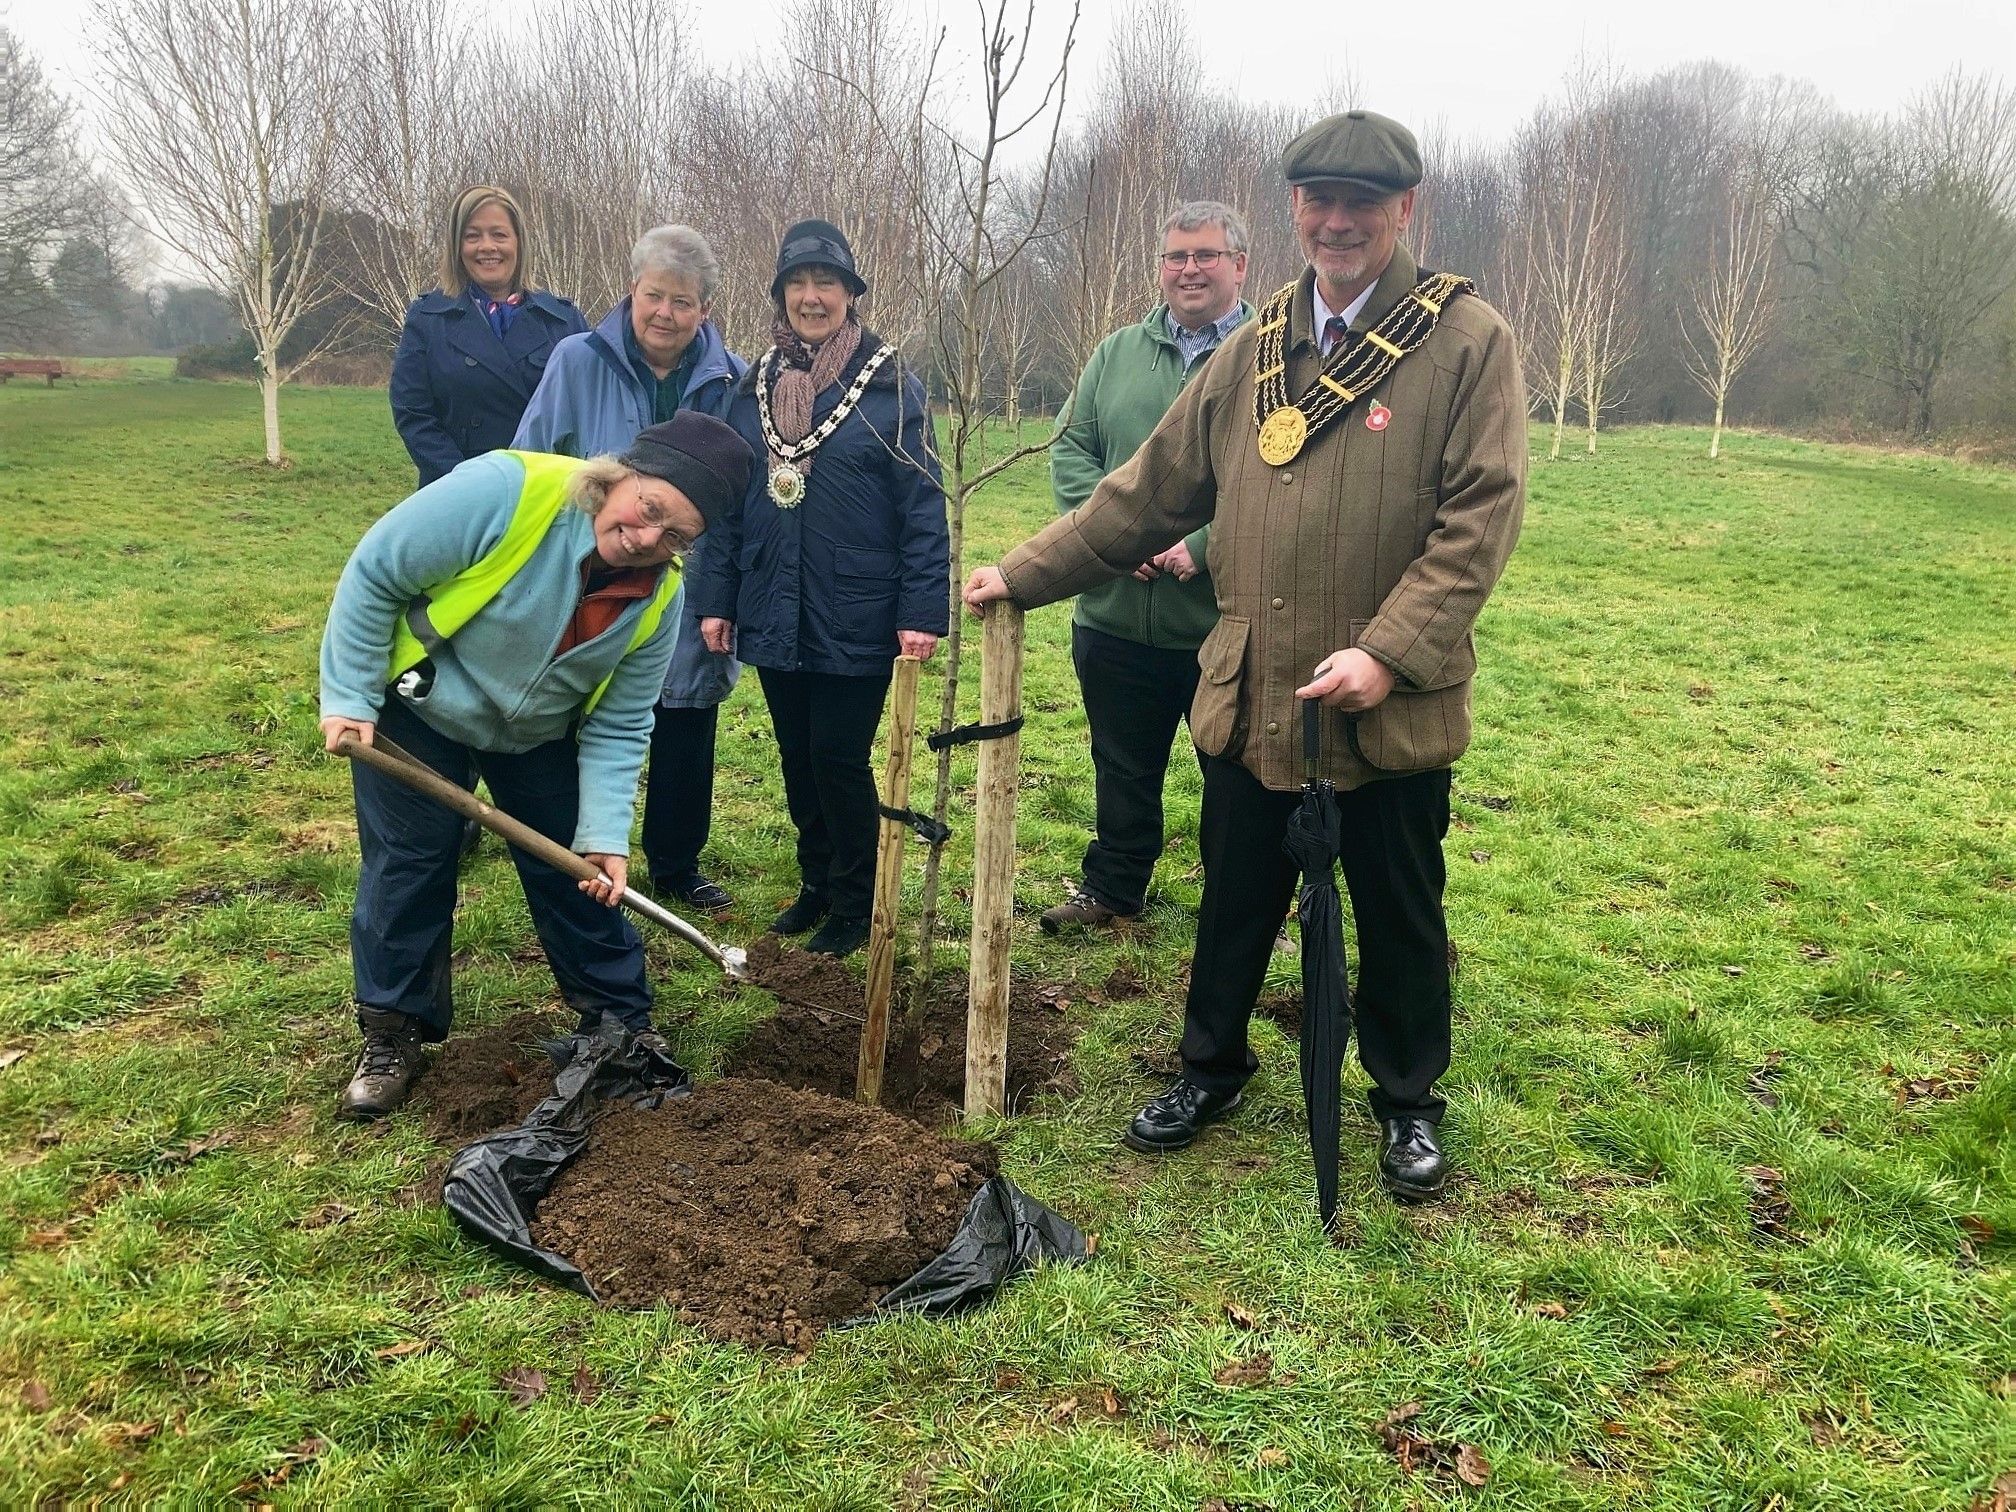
{"left": 656, "top": 872, "right": 733, "bottom": 916}
{"left": 1121, "top": 1080, "right": 1243, "bottom": 1154}
{"left": 805, "top": 914, "right": 870, "bottom": 958}
{"left": 1378, "top": 1117, "right": 1449, "bottom": 1200}
{"left": 769, "top": 890, "right": 830, "bottom": 936}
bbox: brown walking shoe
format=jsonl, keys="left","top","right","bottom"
{"left": 1039, "top": 888, "right": 1137, "bottom": 936}
{"left": 338, "top": 1008, "right": 426, "bottom": 1121}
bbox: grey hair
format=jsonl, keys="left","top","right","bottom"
{"left": 1163, "top": 200, "right": 1250, "bottom": 255}
{"left": 565, "top": 455, "right": 633, "bottom": 516}
{"left": 629, "top": 224, "right": 721, "bottom": 304}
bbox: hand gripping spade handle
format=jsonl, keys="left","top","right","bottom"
{"left": 336, "top": 734, "right": 748, "bottom": 981}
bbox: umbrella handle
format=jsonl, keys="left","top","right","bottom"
{"left": 1302, "top": 696, "right": 1322, "bottom": 781}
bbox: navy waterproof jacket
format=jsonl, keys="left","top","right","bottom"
{"left": 690, "top": 332, "right": 950, "bottom": 678}
{"left": 390, "top": 288, "right": 589, "bottom": 486}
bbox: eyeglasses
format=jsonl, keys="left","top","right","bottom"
{"left": 637, "top": 495, "right": 697, "bottom": 555}
{"left": 1159, "top": 249, "right": 1234, "bottom": 270}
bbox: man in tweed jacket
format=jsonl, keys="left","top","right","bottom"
{"left": 965, "top": 110, "right": 1527, "bottom": 1199}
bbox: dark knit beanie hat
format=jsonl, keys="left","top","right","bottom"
{"left": 771, "top": 218, "right": 868, "bottom": 299}
{"left": 620, "top": 411, "right": 754, "bottom": 529}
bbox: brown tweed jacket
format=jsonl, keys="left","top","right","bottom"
{"left": 1000, "top": 247, "right": 1527, "bottom": 792}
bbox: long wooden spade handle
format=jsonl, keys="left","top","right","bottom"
{"left": 335, "top": 733, "right": 744, "bottom": 978}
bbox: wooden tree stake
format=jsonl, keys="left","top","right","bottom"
{"left": 859, "top": 654, "right": 922, "bottom": 1104}
{"left": 965, "top": 601, "right": 1025, "bottom": 1120}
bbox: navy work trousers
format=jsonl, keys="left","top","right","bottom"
{"left": 641, "top": 702, "right": 719, "bottom": 886}
{"left": 1180, "top": 754, "right": 1453, "bottom": 1123}
{"left": 1070, "top": 622, "right": 1204, "bottom": 915}
{"left": 755, "top": 665, "right": 892, "bottom": 920}
{"left": 349, "top": 693, "right": 654, "bottom": 1040}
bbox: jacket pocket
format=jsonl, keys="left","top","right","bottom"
{"left": 834, "top": 545, "right": 899, "bottom": 583}
{"left": 1189, "top": 614, "right": 1250, "bottom": 759}
{"left": 1348, "top": 619, "right": 1475, "bottom": 771}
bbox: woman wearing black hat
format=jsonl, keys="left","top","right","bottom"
{"left": 691, "top": 219, "right": 950, "bottom": 958}
{"left": 318, "top": 413, "right": 755, "bottom": 1120}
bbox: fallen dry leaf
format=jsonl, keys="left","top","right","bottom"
{"left": 1257, "top": 1446, "right": 1290, "bottom": 1468}
{"left": 1644, "top": 1358, "right": 1680, "bottom": 1375}
{"left": 1224, "top": 1301, "right": 1260, "bottom": 1330}
{"left": 109, "top": 1473, "right": 134, "bottom": 1492}
{"left": 1047, "top": 1396, "right": 1079, "bottom": 1423}
{"left": 374, "top": 1340, "right": 428, "bottom": 1360}
{"left": 1532, "top": 1301, "right": 1569, "bottom": 1319}
{"left": 1454, "top": 1442, "right": 1491, "bottom": 1487}
{"left": 1212, "top": 1353, "right": 1275, "bottom": 1388}
{"left": 1969, "top": 1470, "right": 2016, "bottom": 1512}
{"left": 1722, "top": 964, "right": 1745, "bottom": 977}
{"left": 995, "top": 1369, "right": 1025, "bottom": 1392}
{"left": 0, "top": 1047, "right": 28, "bottom": 1071}
{"left": 21, "top": 1380, "right": 52, "bottom": 1413}
{"left": 571, "top": 1365, "right": 600, "bottom": 1404}
{"left": 499, "top": 1366, "right": 547, "bottom": 1408}
{"left": 297, "top": 1202, "right": 356, "bottom": 1230}
{"left": 1100, "top": 1387, "right": 1124, "bottom": 1417}
{"left": 1469, "top": 849, "right": 1492, "bottom": 864}
{"left": 1600, "top": 1420, "right": 1631, "bottom": 1436}
{"left": 106, "top": 1421, "right": 161, "bottom": 1447}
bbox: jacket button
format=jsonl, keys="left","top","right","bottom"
{"left": 1266, "top": 720, "right": 1280, "bottom": 735}
{"left": 1271, "top": 596, "right": 1284, "bottom": 610}
{"left": 1280, "top": 471, "right": 1294, "bottom": 484}
{"left": 464, "top": 355, "right": 478, "bottom": 366}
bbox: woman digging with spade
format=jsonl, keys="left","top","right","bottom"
{"left": 690, "top": 220, "right": 949, "bottom": 959}
{"left": 318, "top": 412, "right": 754, "bottom": 1120}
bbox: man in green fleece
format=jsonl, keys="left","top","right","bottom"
{"left": 1041, "top": 201, "right": 1253, "bottom": 934}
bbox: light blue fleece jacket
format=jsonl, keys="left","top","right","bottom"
{"left": 318, "top": 451, "right": 677, "bottom": 855}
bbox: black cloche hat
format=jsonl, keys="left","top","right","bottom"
{"left": 770, "top": 218, "right": 868, "bottom": 299}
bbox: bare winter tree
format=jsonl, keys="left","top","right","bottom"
{"left": 91, "top": 0, "right": 349, "bottom": 464}
{"left": 344, "top": 0, "right": 464, "bottom": 334}
{"left": 0, "top": 26, "right": 95, "bottom": 347}
{"left": 1680, "top": 167, "right": 1778, "bottom": 457}
{"left": 898, "top": 0, "right": 1080, "bottom": 994}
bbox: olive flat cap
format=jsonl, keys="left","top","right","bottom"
{"left": 1281, "top": 109, "right": 1422, "bottom": 194}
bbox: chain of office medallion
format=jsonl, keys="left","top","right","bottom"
{"left": 756, "top": 342, "right": 898, "bottom": 463}
{"left": 1250, "top": 271, "right": 1472, "bottom": 439}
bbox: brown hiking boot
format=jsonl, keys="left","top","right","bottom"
{"left": 339, "top": 1008, "right": 425, "bottom": 1121}
{"left": 1039, "top": 888, "right": 1135, "bottom": 936}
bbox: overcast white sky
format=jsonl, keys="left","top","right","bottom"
{"left": 9, "top": 0, "right": 2013, "bottom": 279}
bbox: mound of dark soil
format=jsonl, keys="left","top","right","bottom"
{"left": 726, "top": 937, "right": 1078, "bottom": 1123}
{"left": 410, "top": 1012, "right": 564, "bottom": 1142}
{"left": 530, "top": 1078, "right": 997, "bottom": 1349}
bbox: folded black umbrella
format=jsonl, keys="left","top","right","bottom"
{"left": 1282, "top": 698, "right": 1352, "bottom": 1232}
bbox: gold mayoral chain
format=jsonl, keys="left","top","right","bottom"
{"left": 1251, "top": 270, "right": 1473, "bottom": 466}
{"left": 755, "top": 341, "right": 899, "bottom": 506}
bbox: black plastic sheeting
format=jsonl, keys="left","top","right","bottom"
{"left": 440, "top": 1019, "right": 1090, "bottom": 1320}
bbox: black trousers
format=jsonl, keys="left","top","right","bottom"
{"left": 1071, "top": 622, "right": 1203, "bottom": 915}
{"left": 1181, "top": 753, "right": 1453, "bottom": 1123}
{"left": 756, "top": 665, "right": 892, "bottom": 920}
{"left": 641, "top": 703, "right": 719, "bottom": 885}
{"left": 350, "top": 694, "right": 654, "bottom": 1041}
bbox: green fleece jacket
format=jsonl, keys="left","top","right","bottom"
{"left": 1050, "top": 301, "right": 1251, "bottom": 649}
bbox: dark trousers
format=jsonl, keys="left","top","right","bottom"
{"left": 641, "top": 702, "right": 719, "bottom": 885}
{"left": 350, "top": 694, "right": 654, "bottom": 1041}
{"left": 1181, "top": 753, "right": 1453, "bottom": 1123}
{"left": 756, "top": 665, "right": 892, "bottom": 920}
{"left": 1071, "top": 622, "right": 1204, "bottom": 915}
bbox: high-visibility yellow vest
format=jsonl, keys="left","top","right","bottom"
{"left": 386, "top": 451, "right": 679, "bottom": 720}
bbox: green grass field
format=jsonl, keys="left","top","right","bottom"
{"left": 1, "top": 375, "right": 2012, "bottom": 1508}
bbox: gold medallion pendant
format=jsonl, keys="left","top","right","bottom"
{"left": 1257, "top": 405, "right": 1308, "bottom": 466}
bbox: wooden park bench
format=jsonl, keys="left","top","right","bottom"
{"left": 0, "top": 358, "right": 65, "bottom": 386}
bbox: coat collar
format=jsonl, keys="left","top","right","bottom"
{"left": 1287, "top": 246, "right": 1421, "bottom": 353}
{"left": 593, "top": 299, "right": 741, "bottom": 396}
{"left": 737, "top": 326, "right": 902, "bottom": 395}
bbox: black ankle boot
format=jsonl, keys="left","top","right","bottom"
{"left": 805, "top": 914, "right": 870, "bottom": 958}
{"left": 769, "top": 890, "right": 830, "bottom": 935}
